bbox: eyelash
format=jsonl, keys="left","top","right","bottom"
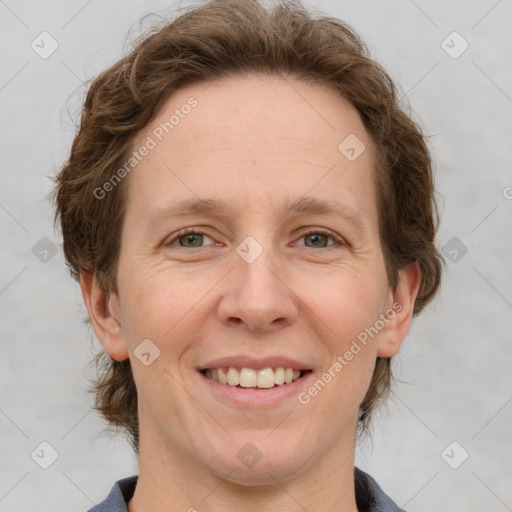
{"left": 165, "top": 227, "right": 344, "bottom": 249}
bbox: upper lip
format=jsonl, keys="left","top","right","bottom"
{"left": 199, "top": 356, "right": 312, "bottom": 371}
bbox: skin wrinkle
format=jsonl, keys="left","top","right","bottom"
{"left": 83, "top": 74, "right": 420, "bottom": 512}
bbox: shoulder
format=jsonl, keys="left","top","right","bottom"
{"left": 354, "top": 467, "right": 406, "bottom": 512}
{"left": 86, "top": 475, "right": 138, "bottom": 512}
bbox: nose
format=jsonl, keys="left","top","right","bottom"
{"left": 217, "top": 241, "right": 299, "bottom": 334}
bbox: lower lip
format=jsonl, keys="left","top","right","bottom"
{"left": 199, "top": 371, "right": 313, "bottom": 408}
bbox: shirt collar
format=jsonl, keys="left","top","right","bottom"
{"left": 87, "top": 467, "right": 405, "bottom": 512}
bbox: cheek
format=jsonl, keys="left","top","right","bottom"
{"left": 306, "top": 268, "right": 388, "bottom": 342}
{"left": 117, "top": 262, "right": 215, "bottom": 351}
{"left": 303, "top": 269, "right": 385, "bottom": 399}
{"left": 121, "top": 270, "right": 202, "bottom": 398}
{"left": 305, "top": 323, "right": 378, "bottom": 426}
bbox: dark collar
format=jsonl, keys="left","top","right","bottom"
{"left": 87, "top": 467, "right": 405, "bottom": 512}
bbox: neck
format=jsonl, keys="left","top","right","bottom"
{"left": 128, "top": 424, "right": 359, "bottom": 512}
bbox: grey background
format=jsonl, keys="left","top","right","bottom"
{"left": 1, "top": 0, "right": 511, "bottom": 510}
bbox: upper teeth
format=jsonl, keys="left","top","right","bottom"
{"left": 204, "top": 367, "right": 302, "bottom": 388}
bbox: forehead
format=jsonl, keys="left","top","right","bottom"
{"left": 126, "top": 73, "right": 377, "bottom": 224}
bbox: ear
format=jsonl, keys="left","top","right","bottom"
{"left": 377, "top": 262, "right": 421, "bottom": 357}
{"left": 80, "top": 271, "right": 129, "bottom": 361}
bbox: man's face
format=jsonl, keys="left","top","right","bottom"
{"left": 94, "top": 74, "right": 412, "bottom": 484}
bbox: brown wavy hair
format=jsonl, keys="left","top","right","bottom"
{"left": 52, "top": 0, "right": 443, "bottom": 454}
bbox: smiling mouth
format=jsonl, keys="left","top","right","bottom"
{"left": 200, "top": 367, "right": 312, "bottom": 389}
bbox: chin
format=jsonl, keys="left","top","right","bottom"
{"left": 200, "top": 438, "right": 315, "bottom": 487}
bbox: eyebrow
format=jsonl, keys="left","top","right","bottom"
{"left": 144, "top": 196, "right": 367, "bottom": 233}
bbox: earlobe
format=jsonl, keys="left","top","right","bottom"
{"left": 377, "top": 262, "right": 421, "bottom": 358}
{"left": 79, "top": 271, "right": 129, "bottom": 361}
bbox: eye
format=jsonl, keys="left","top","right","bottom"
{"left": 164, "top": 227, "right": 344, "bottom": 250}
{"left": 165, "top": 228, "right": 217, "bottom": 248}
{"left": 295, "top": 228, "right": 343, "bottom": 249}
